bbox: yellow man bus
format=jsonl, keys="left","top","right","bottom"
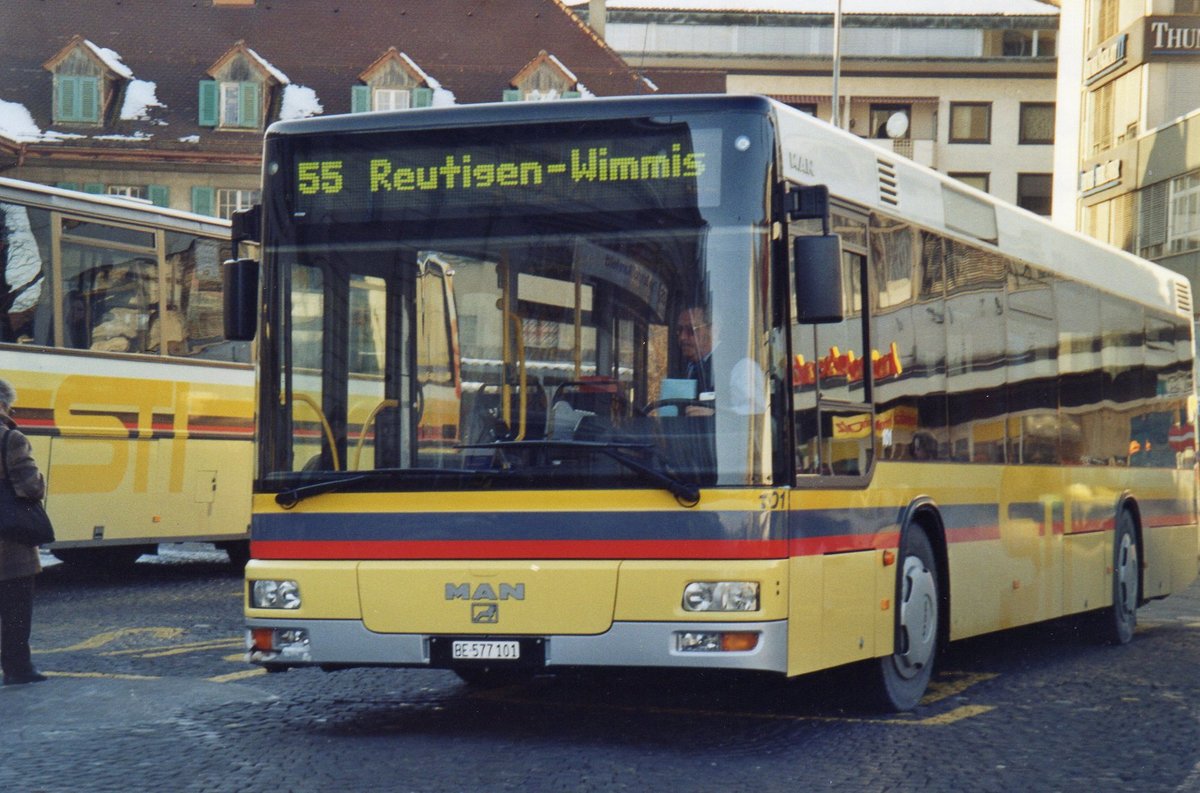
{"left": 0, "top": 178, "right": 254, "bottom": 568}
{"left": 233, "top": 95, "right": 1198, "bottom": 709}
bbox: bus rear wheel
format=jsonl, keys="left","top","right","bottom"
{"left": 872, "top": 527, "right": 939, "bottom": 712}
{"left": 1097, "top": 510, "right": 1139, "bottom": 646}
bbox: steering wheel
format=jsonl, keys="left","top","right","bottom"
{"left": 639, "top": 398, "right": 710, "bottom": 417}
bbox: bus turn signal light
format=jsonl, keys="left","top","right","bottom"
{"left": 720, "top": 632, "right": 759, "bottom": 652}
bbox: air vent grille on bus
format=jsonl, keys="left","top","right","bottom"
{"left": 877, "top": 159, "right": 899, "bottom": 206}
{"left": 1176, "top": 280, "right": 1193, "bottom": 314}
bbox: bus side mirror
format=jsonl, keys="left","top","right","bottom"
{"left": 793, "top": 234, "right": 844, "bottom": 324}
{"left": 223, "top": 257, "right": 259, "bottom": 341}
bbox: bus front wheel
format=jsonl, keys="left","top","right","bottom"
{"left": 872, "top": 527, "right": 939, "bottom": 712}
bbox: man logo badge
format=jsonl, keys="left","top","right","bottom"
{"left": 472, "top": 603, "right": 499, "bottom": 623}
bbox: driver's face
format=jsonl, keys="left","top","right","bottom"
{"left": 676, "top": 308, "right": 712, "bottom": 363}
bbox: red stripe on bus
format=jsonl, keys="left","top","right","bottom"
{"left": 788, "top": 531, "right": 901, "bottom": 556}
{"left": 1068, "top": 518, "right": 1113, "bottom": 535}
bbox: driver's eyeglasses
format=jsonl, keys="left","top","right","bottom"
{"left": 676, "top": 323, "right": 709, "bottom": 337}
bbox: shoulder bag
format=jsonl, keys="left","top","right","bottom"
{"left": 0, "top": 428, "right": 55, "bottom": 546}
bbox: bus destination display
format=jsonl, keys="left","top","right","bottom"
{"left": 287, "top": 127, "right": 722, "bottom": 220}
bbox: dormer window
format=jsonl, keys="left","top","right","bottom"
{"left": 217, "top": 81, "right": 260, "bottom": 128}
{"left": 504, "top": 51, "right": 583, "bottom": 102}
{"left": 352, "top": 49, "right": 435, "bottom": 113}
{"left": 199, "top": 41, "right": 286, "bottom": 130}
{"left": 43, "top": 35, "right": 132, "bottom": 126}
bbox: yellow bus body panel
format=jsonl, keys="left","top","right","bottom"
{"left": 245, "top": 560, "right": 362, "bottom": 620}
{"left": 613, "top": 560, "right": 789, "bottom": 622}
{"left": 358, "top": 561, "right": 619, "bottom": 634}
{"left": 10, "top": 364, "right": 253, "bottom": 546}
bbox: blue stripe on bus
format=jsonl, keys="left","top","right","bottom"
{"left": 252, "top": 509, "right": 789, "bottom": 543}
{"left": 252, "top": 502, "right": 1009, "bottom": 544}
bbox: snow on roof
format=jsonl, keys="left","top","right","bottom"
{"left": 0, "top": 99, "right": 42, "bottom": 142}
{"left": 571, "top": 0, "right": 1057, "bottom": 15}
{"left": 92, "top": 132, "right": 153, "bottom": 141}
{"left": 398, "top": 52, "right": 457, "bottom": 106}
{"left": 120, "top": 80, "right": 165, "bottom": 121}
{"left": 280, "top": 84, "right": 323, "bottom": 120}
{"left": 547, "top": 53, "right": 579, "bottom": 84}
{"left": 246, "top": 47, "right": 290, "bottom": 85}
{"left": 83, "top": 39, "right": 134, "bottom": 79}
{"left": 399, "top": 52, "right": 431, "bottom": 84}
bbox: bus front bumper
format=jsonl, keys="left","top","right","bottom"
{"left": 245, "top": 617, "right": 788, "bottom": 674}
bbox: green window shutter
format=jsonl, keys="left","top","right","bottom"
{"left": 412, "top": 87, "right": 433, "bottom": 108}
{"left": 191, "top": 186, "right": 215, "bottom": 217}
{"left": 57, "top": 76, "right": 79, "bottom": 122}
{"left": 198, "top": 81, "right": 218, "bottom": 126}
{"left": 56, "top": 182, "right": 79, "bottom": 192}
{"left": 79, "top": 76, "right": 100, "bottom": 122}
{"left": 562, "top": 91, "right": 581, "bottom": 100}
{"left": 83, "top": 183, "right": 105, "bottom": 194}
{"left": 351, "top": 85, "right": 371, "bottom": 113}
{"left": 239, "top": 82, "right": 260, "bottom": 127}
{"left": 148, "top": 185, "right": 170, "bottom": 208}
{"left": 502, "top": 89, "right": 522, "bottom": 102}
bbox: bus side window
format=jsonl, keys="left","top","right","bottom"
{"left": 1, "top": 202, "right": 52, "bottom": 346}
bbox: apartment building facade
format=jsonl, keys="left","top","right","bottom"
{"left": 572, "top": 0, "right": 1061, "bottom": 213}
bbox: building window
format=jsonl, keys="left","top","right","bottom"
{"left": 199, "top": 79, "right": 261, "bottom": 129}
{"left": 1168, "top": 172, "right": 1200, "bottom": 255}
{"left": 788, "top": 103, "right": 818, "bottom": 116}
{"left": 1017, "top": 174, "right": 1053, "bottom": 216}
{"left": 1137, "top": 181, "right": 1168, "bottom": 259}
{"left": 373, "top": 88, "right": 410, "bottom": 111}
{"left": 216, "top": 188, "right": 260, "bottom": 220}
{"left": 1097, "top": 0, "right": 1119, "bottom": 44}
{"left": 870, "top": 104, "right": 911, "bottom": 139}
{"left": 1003, "top": 30, "right": 1034, "bottom": 56}
{"left": 220, "top": 81, "right": 260, "bottom": 128}
{"left": 107, "top": 185, "right": 148, "bottom": 200}
{"left": 949, "top": 173, "right": 990, "bottom": 193}
{"left": 54, "top": 75, "right": 101, "bottom": 124}
{"left": 949, "top": 103, "right": 991, "bottom": 143}
{"left": 1019, "top": 103, "right": 1055, "bottom": 145}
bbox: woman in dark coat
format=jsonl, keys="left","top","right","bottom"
{"left": 0, "top": 377, "right": 48, "bottom": 685}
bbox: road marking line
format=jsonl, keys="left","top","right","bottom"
{"left": 34, "top": 627, "right": 184, "bottom": 654}
{"left": 921, "top": 671, "right": 1000, "bottom": 704}
{"left": 103, "top": 639, "right": 242, "bottom": 659}
{"left": 44, "top": 671, "right": 161, "bottom": 681}
{"left": 208, "top": 668, "right": 267, "bottom": 683}
{"left": 473, "top": 690, "right": 995, "bottom": 726}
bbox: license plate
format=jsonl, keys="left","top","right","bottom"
{"left": 451, "top": 640, "right": 521, "bottom": 661}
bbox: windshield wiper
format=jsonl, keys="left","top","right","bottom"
{"left": 458, "top": 439, "right": 701, "bottom": 505}
{"left": 273, "top": 468, "right": 483, "bottom": 509}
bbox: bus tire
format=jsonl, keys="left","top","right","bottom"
{"left": 220, "top": 541, "right": 251, "bottom": 569}
{"left": 1098, "top": 509, "right": 1139, "bottom": 646}
{"left": 52, "top": 544, "right": 152, "bottom": 570}
{"left": 872, "top": 526, "right": 939, "bottom": 712}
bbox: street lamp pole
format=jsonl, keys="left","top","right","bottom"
{"left": 831, "top": 0, "right": 843, "bottom": 128}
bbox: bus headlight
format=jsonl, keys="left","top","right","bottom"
{"left": 682, "top": 581, "right": 759, "bottom": 612}
{"left": 250, "top": 579, "right": 302, "bottom": 609}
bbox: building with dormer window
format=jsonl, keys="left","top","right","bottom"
{"left": 0, "top": 1, "right": 655, "bottom": 217}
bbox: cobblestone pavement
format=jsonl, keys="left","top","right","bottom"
{"left": 2, "top": 545, "right": 1199, "bottom": 793}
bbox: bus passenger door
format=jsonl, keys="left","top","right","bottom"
{"left": 788, "top": 208, "right": 876, "bottom": 673}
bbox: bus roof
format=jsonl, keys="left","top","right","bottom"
{"left": 264, "top": 93, "right": 1189, "bottom": 319}
{"left": 0, "top": 177, "right": 231, "bottom": 236}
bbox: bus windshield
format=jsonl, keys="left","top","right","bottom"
{"left": 262, "top": 221, "right": 774, "bottom": 492}
{"left": 257, "top": 109, "right": 780, "bottom": 493}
